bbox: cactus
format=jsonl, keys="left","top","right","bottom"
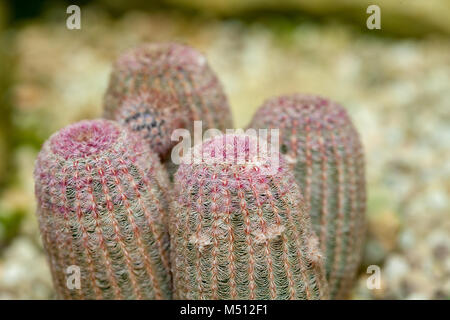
{"left": 34, "top": 119, "right": 172, "bottom": 299}
{"left": 248, "top": 94, "right": 366, "bottom": 299}
{"left": 170, "top": 133, "right": 328, "bottom": 300}
{"left": 103, "top": 42, "right": 233, "bottom": 163}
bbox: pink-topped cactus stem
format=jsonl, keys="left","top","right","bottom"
{"left": 249, "top": 94, "right": 366, "bottom": 299}
{"left": 170, "top": 133, "right": 328, "bottom": 300}
{"left": 103, "top": 42, "right": 233, "bottom": 163}
{"left": 34, "top": 119, "right": 172, "bottom": 299}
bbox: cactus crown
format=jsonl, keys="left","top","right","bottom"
{"left": 48, "top": 119, "right": 120, "bottom": 159}
{"left": 171, "top": 134, "right": 328, "bottom": 300}
{"left": 114, "top": 42, "right": 208, "bottom": 75}
{"left": 34, "top": 119, "right": 172, "bottom": 300}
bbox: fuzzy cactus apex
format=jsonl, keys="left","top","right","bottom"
{"left": 170, "top": 134, "right": 328, "bottom": 300}
{"left": 249, "top": 94, "right": 366, "bottom": 299}
{"left": 34, "top": 119, "right": 172, "bottom": 299}
{"left": 103, "top": 42, "right": 233, "bottom": 161}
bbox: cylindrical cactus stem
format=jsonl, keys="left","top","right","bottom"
{"left": 170, "top": 133, "right": 328, "bottom": 300}
{"left": 103, "top": 42, "right": 233, "bottom": 163}
{"left": 248, "top": 94, "right": 366, "bottom": 299}
{"left": 34, "top": 119, "right": 172, "bottom": 299}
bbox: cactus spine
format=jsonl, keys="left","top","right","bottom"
{"left": 34, "top": 119, "right": 172, "bottom": 299}
{"left": 248, "top": 94, "right": 366, "bottom": 299}
{"left": 103, "top": 42, "right": 233, "bottom": 163}
{"left": 170, "top": 134, "right": 328, "bottom": 300}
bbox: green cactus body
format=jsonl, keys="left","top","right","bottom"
{"left": 170, "top": 134, "right": 328, "bottom": 300}
{"left": 34, "top": 119, "right": 172, "bottom": 299}
{"left": 103, "top": 42, "right": 233, "bottom": 163}
{"left": 248, "top": 94, "right": 366, "bottom": 299}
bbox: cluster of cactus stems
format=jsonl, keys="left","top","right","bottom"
{"left": 34, "top": 42, "right": 366, "bottom": 300}
{"left": 103, "top": 42, "right": 233, "bottom": 162}
{"left": 170, "top": 134, "right": 328, "bottom": 300}
{"left": 249, "top": 94, "right": 366, "bottom": 299}
{"left": 34, "top": 120, "right": 172, "bottom": 299}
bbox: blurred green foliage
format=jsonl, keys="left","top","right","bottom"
{"left": 0, "top": 30, "right": 15, "bottom": 189}
{"left": 0, "top": 205, "right": 24, "bottom": 249}
{"left": 3, "top": 0, "right": 450, "bottom": 37}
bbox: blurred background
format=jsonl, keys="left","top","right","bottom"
{"left": 0, "top": 0, "right": 449, "bottom": 299}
